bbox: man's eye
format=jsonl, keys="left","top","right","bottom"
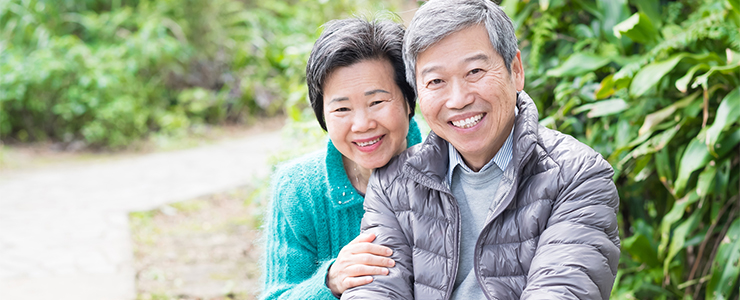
{"left": 427, "top": 79, "right": 443, "bottom": 87}
{"left": 469, "top": 68, "right": 483, "bottom": 75}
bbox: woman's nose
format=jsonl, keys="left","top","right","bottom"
{"left": 351, "top": 109, "right": 377, "bottom": 132}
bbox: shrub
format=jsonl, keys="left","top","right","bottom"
{"left": 503, "top": 0, "right": 740, "bottom": 298}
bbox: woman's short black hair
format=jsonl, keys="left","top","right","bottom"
{"left": 306, "top": 18, "right": 416, "bottom": 131}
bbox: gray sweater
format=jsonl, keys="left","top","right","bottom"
{"left": 450, "top": 164, "right": 504, "bottom": 300}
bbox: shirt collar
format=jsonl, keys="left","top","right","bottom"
{"left": 446, "top": 106, "right": 518, "bottom": 185}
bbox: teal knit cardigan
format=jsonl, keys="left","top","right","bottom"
{"left": 261, "top": 119, "right": 422, "bottom": 299}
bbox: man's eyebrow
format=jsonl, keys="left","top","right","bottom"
{"left": 365, "top": 89, "right": 390, "bottom": 96}
{"left": 420, "top": 65, "right": 442, "bottom": 78}
{"left": 419, "top": 54, "right": 490, "bottom": 78}
{"left": 328, "top": 97, "right": 349, "bottom": 104}
{"left": 464, "top": 53, "right": 490, "bottom": 64}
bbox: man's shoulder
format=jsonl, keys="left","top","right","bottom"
{"left": 537, "top": 125, "right": 603, "bottom": 162}
{"left": 535, "top": 125, "right": 614, "bottom": 180}
{"left": 374, "top": 143, "right": 423, "bottom": 179}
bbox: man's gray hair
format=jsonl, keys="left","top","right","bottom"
{"left": 403, "top": 0, "right": 518, "bottom": 90}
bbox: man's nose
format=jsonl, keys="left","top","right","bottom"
{"left": 445, "top": 79, "right": 474, "bottom": 110}
{"left": 351, "top": 109, "right": 377, "bottom": 132}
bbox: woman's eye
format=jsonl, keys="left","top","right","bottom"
{"left": 370, "top": 100, "right": 387, "bottom": 106}
{"left": 334, "top": 107, "right": 350, "bottom": 112}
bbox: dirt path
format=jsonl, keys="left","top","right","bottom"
{"left": 0, "top": 120, "right": 285, "bottom": 300}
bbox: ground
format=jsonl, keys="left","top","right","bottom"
{"left": 130, "top": 181, "right": 269, "bottom": 300}
{"left": 0, "top": 117, "right": 288, "bottom": 300}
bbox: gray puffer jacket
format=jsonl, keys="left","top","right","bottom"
{"left": 343, "top": 92, "right": 620, "bottom": 300}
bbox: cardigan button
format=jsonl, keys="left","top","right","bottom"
{"left": 338, "top": 201, "right": 342, "bottom": 204}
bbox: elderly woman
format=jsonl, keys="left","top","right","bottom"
{"left": 260, "top": 18, "right": 422, "bottom": 299}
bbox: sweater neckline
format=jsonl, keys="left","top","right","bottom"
{"left": 324, "top": 118, "right": 423, "bottom": 210}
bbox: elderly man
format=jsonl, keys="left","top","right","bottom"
{"left": 342, "top": 0, "right": 620, "bottom": 299}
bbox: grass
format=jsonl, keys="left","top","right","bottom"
{"left": 129, "top": 179, "right": 269, "bottom": 300}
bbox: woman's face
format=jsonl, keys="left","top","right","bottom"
{"left": 323, "top": 59, "right": 410, "bottom": 170}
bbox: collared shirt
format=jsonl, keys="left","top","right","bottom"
{"left": 446, "top": 107, "right": 518, "bottom": 185}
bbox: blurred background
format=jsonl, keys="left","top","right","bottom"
{"left": 0, "top": 0, "right": 739, "bottom": 299}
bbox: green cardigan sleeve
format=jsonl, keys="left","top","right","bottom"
{"left": 261, "top": 161, "right": 337, "bottom": 300}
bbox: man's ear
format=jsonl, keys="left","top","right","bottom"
{"left": 512, "top": 50, "right": 525, "bottom": 91}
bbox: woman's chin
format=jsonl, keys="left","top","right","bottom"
{"left": 354, "top": 156, "right": 390, "bottom": 170}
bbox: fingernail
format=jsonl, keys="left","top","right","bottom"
{"left": 385, "top": 249, "right": 392, "bottom": 256}
{"left": 388, "top": 259, "right": 395, "bottom": 267}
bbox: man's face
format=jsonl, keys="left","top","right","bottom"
{"left": 415, "top": 24, "right": 524, "bottom": 171}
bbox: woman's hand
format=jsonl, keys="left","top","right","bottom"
{"left": 327, "top": 233, "right": 395, "bottom": 295}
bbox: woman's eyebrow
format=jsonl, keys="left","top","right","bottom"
{"left": 364, "top": 89, "right": 390, "bottom": 96}
{"left": 328, "top": 97, "right": 349, "bottom": 104}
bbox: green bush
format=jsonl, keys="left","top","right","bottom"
{"left": 0, "top": 0, "right": 401, "bottom": 147}
{"left": 503, "top": 0, "right": 740, "bottom": 298}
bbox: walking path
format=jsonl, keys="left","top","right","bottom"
{"left": 0, "top": 127, "right": 284, "bottom": 300}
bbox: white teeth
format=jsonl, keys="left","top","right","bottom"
{"left": 357, "top": 137, "right": 381, "bottom": 147}
{"left": 451, "top": 114, "right": 483, "bottom": 129}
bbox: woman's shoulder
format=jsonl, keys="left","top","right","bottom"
{"left": 275, "top": 148, "right": 325, "bottom": 174}
{"left": 271, "top": 149, "right": 330, "bottom": 209}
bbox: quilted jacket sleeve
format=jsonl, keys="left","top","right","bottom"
{"left": 342, "top": 170, "right": 414, "bottom": 300}
{"left": 521, "top": 150, "right": 620, "bottom": 300}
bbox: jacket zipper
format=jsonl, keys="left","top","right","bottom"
{"left": 444, "top": 190, "right": 461, "bottom": 300}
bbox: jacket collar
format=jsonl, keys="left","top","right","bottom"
{"left": 404, "top": 91, "right": 540, "bottom": 192}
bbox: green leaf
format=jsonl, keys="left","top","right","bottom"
{"left": 613, "top": 13, "right": 659, "bottom": 45}
{"left": 664, "top": 207, "right": 703, "bottom": 277}
{"left": 597, "top": 0, "right": 630, "bottom": 42}
{"left": 655, "top": 147, "right": 674, "bottom": 189}
{"left": 572, "top": 0, "right": 603, "bottom": 20}
{"left": 715, "top": 128, "right": 740, "bottom": 159}
{"left": 675, "top": 64, "right": 710, "bottom": 93}
{"left": 546, "top": 53, "right": 611, "bottom": 77}
{"left": 658, "top": 190, "right": 700, "bottom": 259}
{"left": 614, "top": 123, "right": 681, "bottom": 174}
{"left": 623, "top": 232, "right": 661, "bottom": 267}
{"left": 630, "top": 54, "right": 687, "bottom": 97}
{"left": 629, "top": 0, "right": 661, "bottom": 27}
{"left": 706, "top": 218, "right": 740, "bottom": 300}
{"left": 706, "top": 87, "right": 740, "bottom": 156}
{"left": 638, "top": 91, "right": 699, "bottom": 136}
{"left": 538, "top": 0, "right": 565, "bottom": 11}
{"left": 595, "top": 74, "right": 616, "bottom": 100}
{"left": 501, "top": 0, "right": 520, "bottom": 20}
{"left": 691, "top": 64, "right": 740, "bottom": 90}
{"left": 729, "top": 0, "right": 740, "bottom": 20}
{"left": 696, "top": 163, "right": 717, "bottom": 198}
{"left": 539, "top": 0, "right": 550, "bottom": 10}
{"left": 572, "top": 98, "right": 628, "bottom": 118}
{"left": 674, "top": 135, "right": 711, "bottom": 196}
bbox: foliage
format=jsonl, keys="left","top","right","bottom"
{"left": 505, "top": 0, "right": 740, "bottom": 298}
{"left": 0, "top": 0, "right": 399, "bottom": 147}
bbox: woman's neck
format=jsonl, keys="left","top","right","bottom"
{"left": 342, "top": 156, "right": 372, "bottom": 195}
